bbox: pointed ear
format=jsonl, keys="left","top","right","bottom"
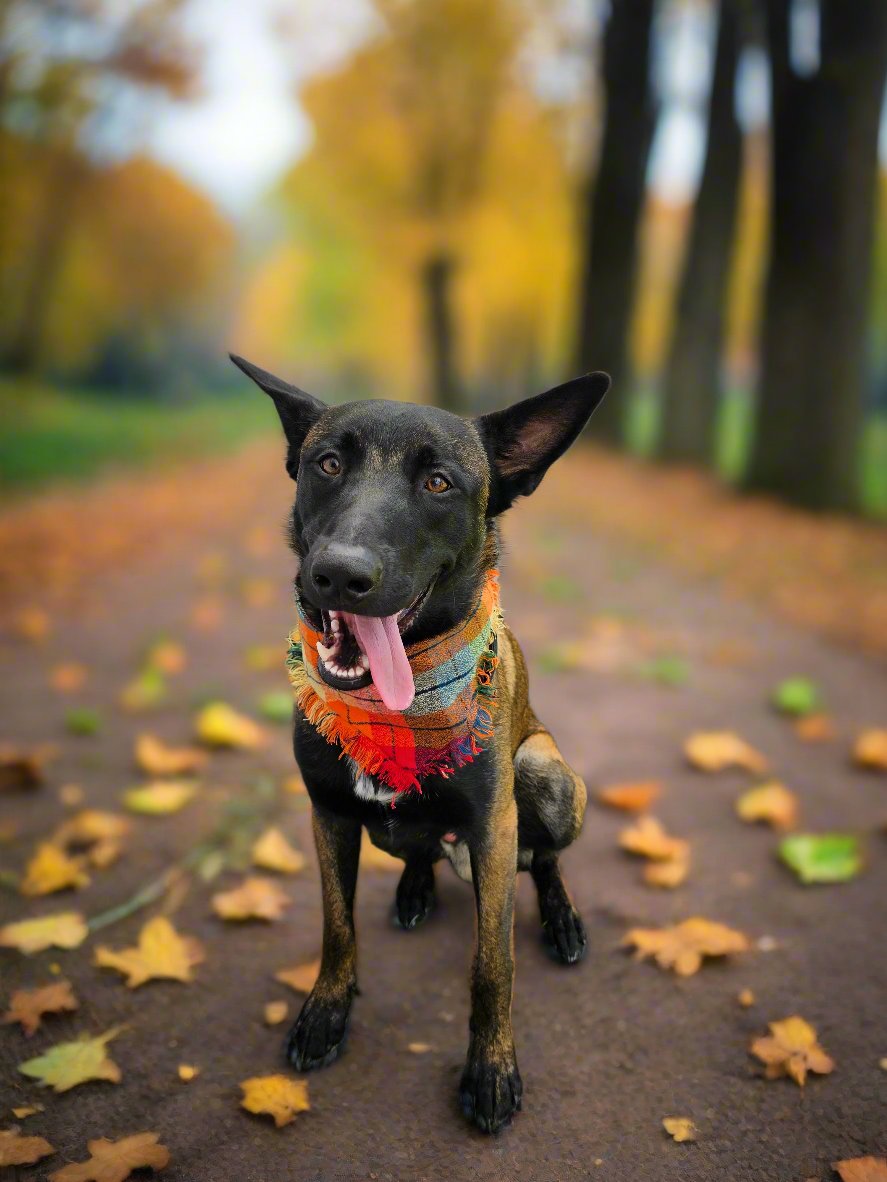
{"left": 229, "top": 353, "right": 327, "bottom": 480}
{"left": 475, "top": 372, "right": 610, "bottom": 514}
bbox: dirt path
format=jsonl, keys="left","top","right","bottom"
{"left": 1, "top": 443, "right": 885, "bottom": 1181}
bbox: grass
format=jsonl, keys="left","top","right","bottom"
{"left": 0, "top": 380, "right": 277, "bottom": 496}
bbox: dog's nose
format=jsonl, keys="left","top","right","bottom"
{"left": 307, "top": 543, "right": 382, "bottom": 607}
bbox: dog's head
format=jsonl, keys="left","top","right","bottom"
{"left": 231, "top": 354, "right": 608, "bottom": 709}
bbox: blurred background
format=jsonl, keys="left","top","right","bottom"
{"left": 1, "top": 0, "right": 886, "bottom": 516}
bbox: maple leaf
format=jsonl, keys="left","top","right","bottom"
{"left": 53, "top": 810, "right": 132, "bottom": 869}
{"left": 662, "top": 1116, "right": 697, "bottom": 1143}
{"left": 779, "top": 833, "right": 861, "bottom": 884}
{"left": 134, "top": 733, "right": 207, "bottom": 777}
{"left": 736, "top": 782, "right": 799, "bottom": 830}
{"left": 195, "top": 702, "right": 264, "bottom": 749}
{"left": 833, "top": 1158, "right": 887, "bottom": 1182}
{"left": 252, "top": 828, "right": 306, "bottom": 875}
{"left": 0, "top": 742, "right": 55, "bottom": 791}
{"left": 0, "top": 1128, "right": 55, "bottom": 1167}
{"left": 275, "top": 958, "right": 320, "bottom": 994}
{"left": 50, "top": 663, "right": 89, "bottom": 693}
{"left": 13, "top": 606, "right": 51, "bottom": 643}
{"left": 264, "top": 1001, "right": 289, "bottom": 1026}
{"left": 853, "top": 729, "right": 887, "bottom": 770}
{"left": 48, "top": 1132, "right": 170, "bottom": 1182}
{"left": 750, "top": 1015, "right": 835, "bottom": 1085}
{"left": 596, "top": 780, "right": 662, "bottom": 812}
{"left": 619, "top": 816, "right": 689, "bottom": 862}
{"left": 684, "top": 731, "right": 768, "bottom": 774}
{"left": 643, "top": 853, "right": 690, "bottom": 889}
{"left": 2, "top": 980, "right": 79, "bottom": 1036}
{"left": 21, "top": 843, "right": 90, "bottom": 896}
{"left": 624, "top": 917, "right": 749, "bottom": 976}
{"left": 123, "top": 780, "right": 198, "bottom": 815}
{"left": 18, "top": 1026, "right": 124, "bottom": 1092}
{"left": 0, "top": 911, "right": 88, "bottom": 954}
{"left": 212, "top": 876, "right": 290, "bottom": 921}
{"left": 94, "top": 917, "right": 205, "bottom": 987}
{"left": 240, "top": 1075, "right": 310, "bottom": 1126}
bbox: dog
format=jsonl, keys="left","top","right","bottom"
{"left": 231, "top": 354, "right": 610, "bottom": 1133}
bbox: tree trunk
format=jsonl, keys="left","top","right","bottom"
{"left": 658, "top": 0, "right": 743, "bottom": 464}
{"left": 574, "top": 0, "right": 656, "bottom": 444}
{"left": 421, "top": 251, "right": 462, "bottom": 412}
{"left": 743, "top": 0, "right": 887, "bottom": 511}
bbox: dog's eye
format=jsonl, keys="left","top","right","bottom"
{"left": 319, "top": 454, "right": 341, "bottom": 476}
{"left": 424, "top": 474, "right": 450, "bottom": 494}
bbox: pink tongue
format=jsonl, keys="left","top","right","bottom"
{"left": 345, "top": 613, "right": 415, "bottom": 711}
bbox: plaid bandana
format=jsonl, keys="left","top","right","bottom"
{"left": 286, "top": 570, "right": 502, "bottom": 798}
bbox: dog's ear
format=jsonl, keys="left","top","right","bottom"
{"left": 475, "top": 372, "right": 610, "bottom": 514}
{"left": 229, "top": 354, "right": 327, "bottom": 480}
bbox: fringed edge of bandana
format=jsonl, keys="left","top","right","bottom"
{"left": 285, "top": 607, "right": 503, "bottom": 796}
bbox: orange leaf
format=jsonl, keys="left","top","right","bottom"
{"left": 684, "top": 731, "right": 768, "bottom": 774}
{"left": 212, "top": 876, "right": 290, "bottom": 921}
{"left": 275, "top": 958, "right": 320, "bottom": 994}
{"left": 134, "top": 733, "right": 207, "bottom": 777}
{"left": 264, "top": 1001, "right": 289, "bottom": 1026}
{"left": 619, "top": 816, "right": 688, "bottom": 862}
{"left": 624, "top": 917, "right": 749, "bottom": 976}
{"left": 794, "top": 713, "right": 835, "bottom": 742}
{"left": 252, "top": 828, "right": 306, "bottom": 875}
{"left": 2, "top": 980, "right": 79, "bottom": 1036}
{"left": 834, "top": 1158, "right": 887, "bottom": 1182}
{"left": 240, "top": 1075, "right": 310, "bottom": 1126}
{"left": 750, "top": 1015, "right": 835, "bottom": 1085}
{"left": 596, "top": 780, "right": 662, "bottom": 812}
{"left": 853, "top": 729, "right": 887, "bottom": 770}
{"left": 95, "top": 917, "right": 204, "bottom": 987}
{"left": 47, "top": 1131, "right": 169, "bottom": 1181}
{"left": 662, "top": 1116, "right": 697, "bottom": 1143}
{"left": 0, "top": 1128, "right": 55, "bottom": 1167}
{"left": 49, "top": 663, "right": 89, "bottom": 693}
{"left": 735, "top": 782, "right": 799, "bottom": 830}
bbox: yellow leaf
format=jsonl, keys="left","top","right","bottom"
{"left": 212, "top": 876, "right": 290, "bottom": 921}
{"left": 275, "top": 958, "right": 320, "bottom": 994}
{"left": 50, "top": 663, "right": 89, "bottom": 693}
{"left": 196, "top": 702, "right": 264, "bottom": 749}
{"left": 0, "top": 1128, "right": 55, "bottom": 1167}
{"left": 736, "top": 782, "right": 798, "bottom": 830}
{"left": 2, "top": 980, "right": 79, "bottom": 1036}
{"left": 643, "top": 853, "right": 690, "bottom": 889}
{"left": 123, "top": 781, "right": 197, "bottom": 815}
{"left": 252, "top": 828, "right": 306, "bottom": 875}
{"left": 619, "top": 816, "right": 688, "bottom": 862}
{"left": 684, "top": 731, "right": 768, "bottom": 774}
{"left": 750, "top": 1015, "right": 835, "bottom": 1085}
{"left": 833, "top": 1159, "right": 887, "bottom": 1182}
{"left": 283, "top": 774, "right": 307, "bottom": 796}
{"left": 178, "top": 1064, "right": 200, "bottom": 1082}
{"left": 18, "top": 1027, "right": 124, "bottom": 1093}
{"left": 408, "top": 1042, "right": 432, "bottom": 1054}
{"left": 853, "top": 729, "right": 887, "bottom": 770}
{"left": 624, "top": 917, "right": 749, "bottom": 976}
{"left": 59, "top": 783, "right": 85, "bottom": 807}
{"left": 240, "top": 1075, "right": 310, "bottom": 1126}
{"left": 360, "top": 832, "right": 402, "bottom": 872}
{"left": 134, "top": 733, "right": 207, "bottom": 777}
{"left": 47, "top": 1131, "right": 169, "bottom": 1182}
{"left": 13, "top": 606, "right": 51, "bottom": 643}
{"left": 12, "top": 1105, "right": 44, "bottom": 1118}
{"left": 738, "top": 988, "right": 756, "bottom": 1008}
{"left": 662, "top": 1116, "right": 697, "bottom": 1143}
{"left": 53, "top": 809, "right": 132, "bottom": 869}
{"left": 241, "top": 577, "right": 275, "bottom": 607}
{"left": 94, "top": 916, "right": 204, "bottom": 987}
{"left": 21, "top": 843, "right": 90, "bottom": 896}
{"left": 0, "top": 912, "right": 88, "bottom": 954}
{"left": 596, "top": 780, "right": 662, "bottom": 813}
{"left": 264, "top": 1001, "right": 289, "bottom": 1026}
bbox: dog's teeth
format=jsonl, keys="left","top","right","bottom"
{"left": 358, "top": 655, "right": 369, "bottom": 671}
{"left": 331, "top": 619, "right": 341, "bottom": 633}
{"left": 317, "top": 642, "right": 332, "bottom": 661}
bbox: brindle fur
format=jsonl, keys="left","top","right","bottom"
{"left": 231, "top": 353, "right": 608, "bottom": 1133}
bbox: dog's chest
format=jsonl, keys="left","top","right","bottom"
{"left": 347, "top": 759, "right": 397, "bottom": 806}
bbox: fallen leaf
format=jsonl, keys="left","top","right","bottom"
{"left": 0, "top": 912, "right": 88, "bottom": 954}
{"left": 12, "top": 1104, "right": 44, "bottom": 1118}
{"left": 240, "top": 1075, "right": 310, "bottom": 1126}
{"left": 619, "top": 816, "right": 688, "bottom": 862}
{"left": 624, "top": 917, "right": 749, "bottom": 976}
{"left": 123, "top": 781, "right": 198, "bottom": 815}
{"left": 50, "top": 663, "right": 89, "bottom": 693}
{"left": 245, "top": 644, "right": 279, "bottom": 671}
{"left": 212, "top": 876, "right": 290, "bottom": 921}
{"left": 65, "top": 708, "right": 102, "bottom": 736}
{"left": 190, "top": 594, "right": 224, "bottom": 631}
{"left": 684, "top": 731, "right": 768, "bottom": 774}
{"left": 18, "top": 1027, "right": 124, "bottom": 1092}
{"left": 596, "top": 780, "right": 662, "bottom": 813}
{"left": 13, "top": 606, "right": 51, "bottom": 643}
{"left": 662, "top": 1116, "right": 697, "bottom": 1143}
{"left": 196, "top": 702, "right": 264, "bottom": 749}
{"left": 794, "top": 713, "right": 835, "bottom": 742}
{"left": 21, "top": 843, "right": 90, "bottom": 896}
{"left": 643, "top": 853, "right": 690, "bottom": 889}
{"left": 119, "top": 669, "right": 167, "bottom": 712}
{"left": 48, "top": 1132, "right": 169, "bottom": 1182}
{"left": 750, "top": 1015, "right": 835, "bottom": 1085}
{"left": 736, "top": 782, "right": 799, "bottom": 830}
{"left": 95, "top": 917, "right": 204, "bottom": 987}
{"left": 178, "top": 1064, "right": 200, "bottom": 1082}
{"left": 772, "top": 677, "right": 822, "bottom": 717}
{"left": 360, "top": 832, "right": 402, "bottom": 871}
{"left": 0, "top": 1128, "right": 55, "bottom": 1167}
{"left": 738, "top": 988, "right": 756, "bottom": 1008}
{"left": 53, "top": 810, "right": 132, "bottom": 869}
{"left": 0, "top": 742, "right": 55, "bottom": 791}
{"left": 283, "top": 774, "right": 307, "bottom": 796}
{"left": 408, "top": 1042, "right": 432, "bottom": 1054}
{"left": 638, "top": 655, "right": 689, "bottom": 687}
{"left": 2, "top": 980, "right": 79, "bottom": 1035}
{"left": 853, "top": 729, "right": 887, "bottom": 770}
{"left": 833, "top": 1159, "right": 887, "bottom": 1182}
{"left": 148, "top": 640, "right": 186, "bottom": 675}
{"left": 59, "top": 783, "right": 85, "bottom": 807}
{"left": 252, "top": 828, "right": 306, "bottom": 875}
{"left": 779, "top": 833, "right": 861, "bottom": 884}
{"left": 134, "top": 733, "right": 207, "bottom": 777}
{"left": 264, "top": 1001, "right": 289, "bottom": 1026}
{"left": 275, "top": 958, "right": 320, "bottom": 994}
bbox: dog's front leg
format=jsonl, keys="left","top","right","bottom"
{"left": 460, "top": 791, "right": 522, "bottom": 1133}
{"left": 286, "top": 805, "right": 361, "bottom": 1071}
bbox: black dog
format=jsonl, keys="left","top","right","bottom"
{"left": 232, "top": 354, "right": 609, "bottom": 1133}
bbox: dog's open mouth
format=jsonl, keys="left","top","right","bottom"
{"left": 314, "top": 579, "right": 434, "bottom": 710}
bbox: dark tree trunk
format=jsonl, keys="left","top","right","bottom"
{"left": 421, "top": 251, "right": 462, "bottom": 412}
{"left": 743, "top": 0, "right": 887, "bottom": 511}
{"left": 658, "top": 0, "right": 743, "bottom": 464}
{"left": 574, "top": 0, "right": 656, "bottom": 444}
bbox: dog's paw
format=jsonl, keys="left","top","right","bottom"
{"left": 285, "top": 992, "right": 352, "bottom": 1071}
{"left": 392, "top": 860, "right": 435, "bottom": 930}
{"left": 541, "top": 900, "right": 587, "bottom": 965}
{"left": 459, "top": 1045, "right": 522, "bottom": 1134}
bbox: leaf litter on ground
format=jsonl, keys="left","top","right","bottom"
{"left": 2, "top": 980, "right": 79, "bottom": 1035}
{"left": 684, "top": 731, "right": 768, "bottom": 774}
{"left": 275, "top": 958, "right": 320, "bottom": 994}
{"left": 94, "top": 917, "right": 204, "bottom": 987}
{"left": 134, "top": 733, "right": 207, "bottom": 777}
{"left": 195, "top": 702, "right": 264, "bottom": 749}
{"left": 736, "top": 782, "right": 799, "bottom": 830}
{"left": 596, "top": 780, "right": 662, "bottom": 813}
{"left": 0, "top": 912, "right": 88, "bottom": 954}
{"left": 47, "top": 1132, "right": 170, "bottom": 1182}
{"left": 853, "top": 729, "right": 887, "bottom": 770}
{"left": 251, "top": 827, "right": 306, "bottom": 875}
{"left": 749, "top": 1016, "right": 835, "bottom": 1085}
{"left": 624, "top": 918, "right": 749, "bottom": 976}
{"left": 240, "top": 1075, "right": 310, "bottom": 1126}
{"left": 20, "top": 843, "right": 90, "bottom": 896}
{"left": 662, "top": 1117, "right": 697, "bottom": 1143}
{"left": 18, "top": 1026, "right": 124, "bottom": 1092}
{"left": 0, "top": 1128, "right": 55, "bottom": 1167}
{"left": 212, "top": 876, "right": 290, "bottom": 921}
{"left": 779, "top": 834, "right": 861, "bottom": 884}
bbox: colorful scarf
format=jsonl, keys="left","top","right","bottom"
{"left": 286, "top": 570, "right": 502, "bottom": 797}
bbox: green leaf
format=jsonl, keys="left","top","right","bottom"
{"left": 258, "top": 691, "right": 294, "bottom": 724}
{"left": 637, "top": 655, "right": 689, "bottom": 687}
{"left": 536, "top": 645, "right": 580, "bottom": 673}
{"left": 537, "top": 575, "right": 581, "bottom": 603}
{"left": 772, "top": 677, "right": 822, "bottom": 717}
{"left": 18, "top": 1027, "right": 123, "bottom": 1092}
{"left": 64, "top": 708, "right": 102, "bottom": 736}
{"left": 779, "top": 834, "right": 861, "bottom": 884}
